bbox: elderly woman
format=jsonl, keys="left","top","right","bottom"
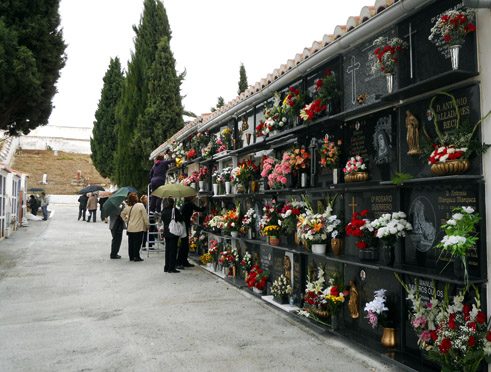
{"left": 161, "top": 197, "right": 183, "bottom": 273}
{"left": 121, "top": 192, "right": 149, "bottom": 262}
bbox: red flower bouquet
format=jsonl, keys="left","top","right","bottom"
{"left": 345, "top": 210, "right": 376, "bottom": 249}
{"left": 246, "top": 265, "right": 269, "bottom": 291}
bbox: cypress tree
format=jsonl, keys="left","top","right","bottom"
{"left": 132, "top": 35, "right": 184, "bottom": 189}
{"left": 237, "top": 63, "right": 248, "bottom": 96}
{"left": 0, "top": 0, "right": 66, "bottom": 135}
{"left": 91, "top": 57, "right": 124, "bottom": 180}
{"left": 210, "top": 96, "right": 225, "bottom": 113}
{"left": 114, "top": 0, "right": 171, "bottom": 189}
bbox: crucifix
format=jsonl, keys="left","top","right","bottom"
{"left": 346, "top": 56, "right": 361, "bottom": 105}
{"left": 403, "top": 23, "right": 418, "bottom": 79}
{"left": 349, "top": 196, "right": 359, "bottom": 215}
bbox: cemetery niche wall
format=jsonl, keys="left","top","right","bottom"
{"left": 161, "top": 1, "right": 486, "bottom": 371}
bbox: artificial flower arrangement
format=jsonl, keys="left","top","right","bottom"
{"left": 170, "top": 141, "right": 185, "bottom": 159}
{"left": 370, "top": 37, "right": 407, "bottom": 75}
{"left": 315, "top": 68, "right": 340, "bottom": 106}
{"left": 396, "top": 275, "right": 491, "bottom": 372}
{"left": 435, "top": 206, "right": 481, "bottom": 283}
{"left": 186, "top": 148, "right": 196, "bottom": 161}
{"left": 371, "top": 211, "right": 413, "bottom": 246}
{"left": 212, "top": 169, "right": 226, "bottom": 193}
{"left": 364, "top": 289, "right": 390, "bottom": 329}
{"left": 343, "top": 155, "right": 367, "bottom": 175}
{"left": 200, "top": 252, "right": 213, "bottom": 265}
{"left": 263, "top": 225, "right": 280, "bottom": 237}
{"left": 299, "top": 99, "right": 328, "bottom": 122}
{"left": 345, "top": 210, "right": 377, "bottom": 250}
{"left": 271, "top": 274, "right": 292, "bottom": 299}
{"left": 208, "top": 239, "right": 221, "bottom": 263}
{"left": 283, "top": 86, "right": 304, "bottom": 120}
{"left": 195, "top": 166, "right": 209, "bottom": 182}
{"left": 202, "top": 139, "right": 217, "bottom": 159}
{"left": 215, "top": 138, "right": 227, "bottom": 153}
{"left": 288, "top": 147, "right": 311, "bottom": 172}
{"left": 260, "top": 155, "right": 278, "bottom": 181}
{"left": 218, "top": 247, "right": 238, "bottom": 267}
{"left": 323, "top": 269, "right": 349, "bottom": 317}
{"left": 220, "top": 167, "right": 233, "bottom": 183}
{"left": 203, "top": 209, "right": 218, "bottom": 229}
{"left": 255, "top": 120, "right": 268, "bottom": 137}
{"left": 222, "top": 209, "right": 240, "bottom": 232}
{"left": 241, "top": 208, "right": 256, "bottom": 231}
{"left": 263, "top": 92, "right": 288, "bottom": 132}
{"left": 424, "top": 92, "right": 491, "bottom": 166}
{"left": 259, "top": 200, "right": 281, "bottom": 232}
{"left": 246, "top": 265, "right": 269, "bottom": 291}
{"left": 301, "top": 264, "right": 327, "bottom": 312}
{"left": 221, "top": 127, "right": 233, "bottom": 145}
{"left": 320, "top": 137, "right": 342, "bottom": 169}
{"left": 429, "top": 8, "right": 476, "bottom": 49}
{"left": 235, "top": 159, "right": 260, "bottom": 186}
{"left": 280, "top": 200, "right": 303, "bottom": 235}
{"left": 240, "top": 251, "right": 253, "bottom": 272}
{"left": 267, "top": 152, "right": 294, "bottom": 189}
{"left": 296, "top": 203, "right": 342, "bottom": 247}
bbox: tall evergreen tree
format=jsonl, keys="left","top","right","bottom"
{"left": 210, "top": 96, "right": 225, "bottom": 113}
{"left": 114, "top": 0, "right": 171, "bottom": 189}
{"left": 237, "top": 63, "right": 248, "bottom": 96}
{"left": 0, "top": 0, "right": 66, "bottom": 135}
{"left": 91, "top": 57, "right": 124, "bottom": 180}
{"left": 132, "top": 36, "right": 184, "bottom": 188}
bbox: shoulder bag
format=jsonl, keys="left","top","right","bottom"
{"left": 168, "top": 207, "right": 185, "bottom": 237}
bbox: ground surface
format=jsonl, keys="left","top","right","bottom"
{"left": 0, "top": 205, "right": 404, "bottom": 372}
{"left": 11, "top": 150, "right": 110, "bottom": 195}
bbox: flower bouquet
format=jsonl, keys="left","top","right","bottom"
{"left": 271, "top": 274, "right": 292, "bottom": 304}
{"left": 222, "top": 209, "right": 240, "bottom": 235}
{"left": 283, "top": 86, "right": 304, "bottom": 121}
{"left": 280, "top": 202, "right": 302, "bottom": 235}
{"left": 298, "top": 265, "right": 330, "bottom": 323}
{"left": 256, "top": 120, "right": 268, "bottom": 138}
{"left": 208, "top": 239, "right": 221, "bottom": 264}
{"left": 314, "top": 69, "right": 340, "bottom": 112}
{"left": 297, "top": 206, "right": 341, "bottom": 253}
{"left": 241, "top": 208, "right": 256, "bottom": 238}
{"left": 346, "top": 210, "right": 377, "bottom": 259}
{"left": 215, "top": 139, "right": 227, "bottom": 153}
{"left": 202, "top": 139, "right": 217, "bottom": 159}
{"left": 320, "top": 137, "right": 342, "bottom": 169}
{"left": 200, "top": 252, "right": 213, "bottom": 265}
{"left": 240, "top": 251, "right": 252, "bottom": 272}
{"left": 219, "top": 248, "right": 237, "bottom": 267}
{"left": 343, "top": 155, "right": 368, "bottom": 182}
{"left": 370, "top": 37, "right": 407, "bottom": 75}
{"left": 288, "top": 147, "right": 311, "bottom": 172}
{"left": 429, "top": 8, "right": 476, "bottom": 49}
{"left": 246, "top": 265, "right": 269, "bottom": 293}
{"left": 299, "top": 99, "right": 327, "bottom": 123}
{"left": 372, "top": 211, "right": 412, "bottom": 265}
{"left": 221, "top": 127, "right": 233, "bottom": 149}
{"left": 322, "top": 269, "right": 349, "bottom": 326}
{"left": 435, "top": 206, "right": 481, "bottom": 283}
{"left": 364, "top": 289, "right": 390, "bottom": 329}
{"left": 186, "top": 149, "right": 197, "bottom": 161}
{"left": 263, "top": 92, "right": 288, "bottom": 133}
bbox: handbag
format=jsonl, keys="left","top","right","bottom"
{"left": 126, "top": 206, "right": 134, "bottom": 236}
{"left": 168, "top": 207, "right": 185, "bottom": 237}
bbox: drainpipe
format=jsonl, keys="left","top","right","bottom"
{"left": 464, "top": 0, "right": 491, "bottom": 7}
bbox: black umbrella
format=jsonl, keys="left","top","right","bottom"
{"left": 78, "top": 185, "right": 105, "bottom": 194}
{"left": 28, "top": 187, "right": 46, "bottom": 192}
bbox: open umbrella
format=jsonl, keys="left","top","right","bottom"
{"left": 78, "top": 185, "right": 105, "bottom": 194}
{"left": 101, "top": 188, "right": 130, "bottom": 219}
{"left": 151, "top": 183, "right": 197, "bottom": 199}
{"left": 28, "top": 187, "right": 46, "bottom": 192}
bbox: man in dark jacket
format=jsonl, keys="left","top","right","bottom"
{"left": 177, "top": 196, "right": 206, "bottom": 269}
{"left": 149, "top": 153, "right": 175, "bottom": 213}
{"left": 29, "top": 195, "right": 39, "bottom": 216}
{"left": 78, "top": 193, "right": 88, "bottom": 221}
{"left": 161, "top": 197, "right": 183, "bottom": 273}
{"left": 109, "top": 203, "right": 125, "bottom": 259}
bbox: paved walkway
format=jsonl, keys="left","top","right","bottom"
{"left": 0, "top": 205, "right": 404, "bottom": 372}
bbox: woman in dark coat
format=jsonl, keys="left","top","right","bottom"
{"left": 161, "top": 197, "right": 183, "bottom": 273}
{"left": 29, "top": 195, "right": 39, "bottom": 216}
{"left": 177, "top": 196, "right": 206, "bottom": 269}
{"left": 149, "top": 153, "right": 175, "bottom": 213}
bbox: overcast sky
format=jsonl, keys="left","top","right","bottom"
{"left": 49, "top": 0, "right": 373, "bottom": 128}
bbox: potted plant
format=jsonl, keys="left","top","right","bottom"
{"left": 371, "top": 211, "right": 413, "bottom": 266}
{"left": 263, "top": 225, "right": 281, "bottom": 246}
{"left": 435, "top": 206, "right": 481, "bottom": 283}
{"left": 370, "top": 37, "right": 407, "bottom": 93}
{"left": 364, "top": 289, "right": 394, "bottom": 348}
{"left": 246, "top": 265, "right": 269, "bottom": 294}
{"left": 345, "top": 210, "right": 377, "bottom": 260}
{"left": 271, "top": 274, "right": 292, "bottom": 304}
{"left": 429, "top": 8, "right": 476, "bottom": 70}
{"left": 343, "top": 155, "right": 368, "bottom": 183}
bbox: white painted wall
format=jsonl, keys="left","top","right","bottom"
{"left": 18, "top": 125, "right": 92, "bottom": 154}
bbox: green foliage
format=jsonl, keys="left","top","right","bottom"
{"left": 391, "top": 172, "right": 414, "bottom": 185}
{"left": 238, "top": 63, "right": 248, "bottom": 95}
{"left": 210, "top": 96, "right": 224, "bottom": 112}
{"left": 0, "top": 0, "right": 66, "bottom": 135}
{"left": 91, "top": 57, "right": 124, "bottom": 180}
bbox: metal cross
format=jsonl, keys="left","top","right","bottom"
{"left": 348, "top": 196, "right": 359, "bottom": 215}
{"left": 404, "top": 23, "right": 418, "bottom": 79}
{"left": 346, "top": 56, "right": 361, "bottom": 105}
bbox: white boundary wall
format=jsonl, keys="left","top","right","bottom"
{"left": 18, "top": 125, "right": 92, "bottom": 154}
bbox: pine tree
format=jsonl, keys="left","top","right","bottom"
{"left": 210, "top": 96, "right": 225, "bottom": 113}
{"left": 132, "top": 36, "right": 184, "bottom": 189}
{"left": 0, "top": 0, "right": 66, "bottom": 135}
{"left": 91, "top": 57, "right": 124, "bottom": 180}
{"left": 237, "top": 63, "right": 248, "bottom": 96}
{"left": 114, "top": 0, "right": 172, "bottom": 189}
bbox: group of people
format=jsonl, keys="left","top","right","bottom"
{"left": 77, "top": 193, "right": 108, "bottom": 223}
{"left": 28, "top": 192, "right": 50, "bottom": 221}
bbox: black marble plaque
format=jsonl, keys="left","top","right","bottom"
{"left": 271, "top": 250, "right": 286, "bottom": 284}
{"left": 259, "top": 245, "right": 273, "bottom": 271}
{"left": 342, "top": 28, "right": 397, "bottom": 113}
{"left": 400, "top": 83, "right": 482, "bottom": 178}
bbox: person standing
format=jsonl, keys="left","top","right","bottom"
{"left": 99, "top": 196, "right": 108, "bottom": 223}
{"left": 40, "top": 192, "right": 49, "bottom": 221}
{"left": 78, "top": 193, "right": 88, "bottom": 221}
{"left": 139, "top": 195, "right": 154, "bottom": 250}
{"left": 121, "top": 192, "right": 149, "bottom": 262}
{"left": 161, "top": 197, "right": 183, "bottom": 273}
{"left": 28, "top": 195, "right": 39, "bottom": 216}
{"left": 109, "top": 203, "right": 125, "bottom": 259}
{"left": 86, "top": 193, "right": 98, "bottom": 223}
{"left": 149, "top": 153, "right": 175, "bottom": 213}
{"left": 177, "top": 196, "right": 206, "bottom": 269}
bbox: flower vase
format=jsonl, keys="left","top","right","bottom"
{"left": 212, "top": 184, "right": 219, "bottom": 195}
{"left": 450, "top": 45, "right": 461, "bottom": 70}
{"left": 263, "top": 178, "right": 270, "bottom": 191}
{"left": 385, "top": 73, "right": 394, "bottom": 94}
{"left": 430, "top": 159, "right": 470, "bottom": 176}
{"left": 198, "top": 180, "right": 205, "bottom": 192}
{"left": 230, "top": 231, "right": 239, "bottom": 238}
{"left": 225, "top": 181, "right": 231, "bottom": 194}
{"left": 213, "top": 261, "right": 219, "bottom": 272}
{"left": 246, "top": 133, "right": 252, "bottom": 145}
{"left": 246, "top": 229, "right": 254, "bottom": 240}
{"left": 236, "top": 184, "right": 245, "bottom": 193}
{"left": 344, "top": 172, "right": 369, "bottom": 183}
{"left": 269, "top": 236, "right": 280, "bottom": 246}
{"left": 454, "top": 256, "right": 465, "bottom": 281}
{"left": 272, "top": 129, "right": 280, "bottom": 136}
{"left": 381, "top": 327, "right": 396, "bottom": 348}
{"left": 273, "top": 295, "right": 289, "bottom": 305}
{"left": 190, "top": 182, "right": 196, "bottom": 190}
{"left": 382, "top": 245, "right": 395, "bottom": 266}
{"left": 359, "top": 247, "right": 377, "bottom": 261}
{"left": 330, "top": 313, "right": 339, "bottom": 331}
{"left": 286, "top": 233, "right": 296, "bottom": 246}
{"left": 311, "top": 244, "right": 327, "bottom": 255}
{"left": 253, "top": 287, "right": 264, "bottom": 295}
{"left": 219, "top": 183, "right": 225, "bottom": 195}
{"left": 330, "top": 238, "right": 343, "bottom": 256}
{"left": 301, "top": 173, "right": 308, "bottom": 188}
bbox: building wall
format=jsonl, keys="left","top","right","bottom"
{"left": 18, "top": 125, "right": 92, "bottom": 154}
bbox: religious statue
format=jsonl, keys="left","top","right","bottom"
{"left": 254, "top": 252, "right": 259, "bottom": 266}
{"left": 406, "top": 110, "right": 421, "bottom": 155}
{"left": 241, "top": 115, "right": 249, "bottom": 131}
{"left": 348, "top": 280, "right": 359, "bottom": 319}
{"left": 284, "top": 256, "right": 292, "bottom": 283}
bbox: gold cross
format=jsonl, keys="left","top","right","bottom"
{"left": 349, "top": 197, "right": 359, "bottom": 215}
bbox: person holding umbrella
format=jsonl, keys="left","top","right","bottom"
{"left": 177, "top": 196, "right": 206, "bottom": 269}
{"left": 149, "top": 153, "right": 175, "bottom": 214}
{"left": 121, "top": 192, "right": 149, "bottom": 262}
{"left": 161, "top": 197, "right": 183, "bottom": 273}
{"left": 78, "top": 193, "right": 88, "bottom": 221}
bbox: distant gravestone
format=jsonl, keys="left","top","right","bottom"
{"left": 42, "top": 174, "right": 48, "bottom": 185}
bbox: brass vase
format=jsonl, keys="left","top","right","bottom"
{"left": 250, "top": 180, "right": 258, "bottom": 193}
{"left": 295, "top": 232, "right": 301, "bottom": 246}
{"left": 331, "top": 238, "right": 343, "bottom": 256}
{"left": 430, "top": 159, "right": 470, "bottom": 176}
{"left": 381, "top": 327, "right": 396, "bottom": 348}
{"left": 344, "top": 171, "right": 369, "bottom": 183}
{"left": 246, "top": 133, "right": 252, "bottom": 145}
